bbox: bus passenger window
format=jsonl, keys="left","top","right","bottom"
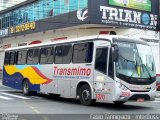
{"left": 27, "top": 48, "right": 39, "bottom": 64}
{"left": 17, "top": 50, "right": 27, "bottom": 65}
{"left": 40, "top": 47, "right": 54, "bottom": 64}
{"left": 55, "top": 46, "right": 63, "bottom": 64}
{"left": 55, "top": 45, "right": 72, "bottom": 64}
{"left": 73, "top": 42, "right": 93, "bottom": 63}
{"left": 4, "top": 52, "right": 10, "bottom": 65}
{"left": 62, "top": 45, "right": 72, "bottom": 64}
{"left": 95, "top": 48, "right": 108, "bottom": 74}
{"left": 9, "top": 51, "right": 16, "bottom": 65}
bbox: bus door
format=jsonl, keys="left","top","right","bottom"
{"left": 94, "top": 44, "right": 114, "bottom": 101}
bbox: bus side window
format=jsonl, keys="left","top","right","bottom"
{"left": 55, "top": 45, "right": 72, "bottom": 64}
{"left": 73, "top": 42, "right": 93, "bottom": 63}
{"left": 62, "top": 45, "right": 72, "bottom": 64}
{"left": 9, "top": 51, "right": 16, "bottom": 65}
{"left": 95, "top": 47, "right": 108, "bottom": 74}
{"left": 27, "top": 48, "right": 39, "bottom": 64}
{"left": 40, "top": 47, "right": 54, "bottom": 64}
{"left": 55, "top": 46, "right": 63, "bottom": 64}
{"left": 17, "top": 50, "right": 27, "bottom": 65}
{"left": 4, "top": 52, "right": 10, "bottom": 65}
{"left": 108, "top": 48, "right": 114, "bottom": 79}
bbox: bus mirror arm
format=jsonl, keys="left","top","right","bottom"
{"left": 152, "top": 63, "right": 154, "bottom": 71}
{"left": 112, "top": 44, "right": 118, "bottom": 62}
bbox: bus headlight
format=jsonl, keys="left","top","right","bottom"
{"left": 152, "top": 85, "right": 156, "bottom": 91}
{"left": 120, "top": 84, "right": 128, "bottom": 91}
{"left": 117, "top": 82, "right": 128, "bottom": 91}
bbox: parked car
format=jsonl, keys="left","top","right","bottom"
{"left": 156, "top": 74, "right": 160, "bottom": 91}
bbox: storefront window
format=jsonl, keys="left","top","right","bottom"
{"left": 0, "top": 0, "right": 88, "bottom": 30}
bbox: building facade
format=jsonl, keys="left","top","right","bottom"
{"left": 0, "top": 0, "right": 159, "bottom": 74}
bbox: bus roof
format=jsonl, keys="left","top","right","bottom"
{"left": 5, "top": 35, "right": 147, "bottom": 51}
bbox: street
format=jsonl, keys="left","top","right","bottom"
{"left": 0, "top": 82, "right": 160, "bottom": 116}
{"left": 0, "top": 82, "right": 160, "bottom": 120}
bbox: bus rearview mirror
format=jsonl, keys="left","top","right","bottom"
{"left": 112, "top": 44, "right": 118, "bottom": 62}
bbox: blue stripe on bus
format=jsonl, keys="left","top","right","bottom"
{"left": 2, "top": 67, "right": 40, "bottom": 92}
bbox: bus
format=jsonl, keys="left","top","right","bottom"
{"left": 2, "top": 35, "right": 156, "bottom": 105}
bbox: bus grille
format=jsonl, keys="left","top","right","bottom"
{"left": 129, "top": 94, "right": 150, "bottom": 100}
{"left": 130, "top": 90, "right": 150, "bottom": 92}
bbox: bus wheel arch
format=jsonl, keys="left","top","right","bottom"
{"left": 77, "top": 82, "right": 95, "bottom": 106}
{"left": 22, "top": 78, "right": 31, "bottom": 96}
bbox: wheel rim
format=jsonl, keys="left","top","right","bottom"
{"left": 23, "top": 82, "right": 29, "bottom": 94}
{"left": 82, "top": 89, "right": 90, "bottom": 101}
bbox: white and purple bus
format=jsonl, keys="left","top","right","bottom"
{"left": 2, "top": 35, "right": 156, "bottom": 105}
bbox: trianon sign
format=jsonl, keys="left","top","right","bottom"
{"left": 84, "top": 0, "right": 159, "bottom": 31}
{"left": 100, "top": 6, "right": 157, "bottom": 30}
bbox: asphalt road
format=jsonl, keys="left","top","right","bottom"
{"left": 0, "top": 82, "right": 160, "bottom": 120}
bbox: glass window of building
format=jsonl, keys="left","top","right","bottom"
{"left": 0, "top": 0, "right": 88, "bottom": 30}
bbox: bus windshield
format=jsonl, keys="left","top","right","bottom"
{"left": 115, "top": 41, "right": 156, "bottom": 79}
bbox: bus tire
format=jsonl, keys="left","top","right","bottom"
{"left": 113, "top": 101, "right": 125, "bottom": 105}
{"left": 22, "top": 80, "right": 30, "bottom": 96}
{"left": 79, "top": 84, "right": 95, "bottom": 106}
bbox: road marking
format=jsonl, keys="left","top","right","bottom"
{"left": 29, "top": 96, "right": 42, "bottom": 99}
{"left": 152, "top": 101, "right": 160, "bottom": 102}
{"left": 42, "top": 116, "right": 49, "bottom": 120}
{"left": 1, "top": 93, "right": 30, "bottom": 100}
{"left": 24, "top": 101, "right": 41, "bottom": 114}
{"left": 0, "top": 95, "right": 12, "bottom": 100}
{"left": 155, "top": 98, "right": 160, "bottom": 100}
{"left": 0, "top": 90, "right": 13, "bottom": 92}
{"left": 30, "top": 106, "right": 41, "bottom": 114}
{"left": 151, "top": 98, "right": 160, "bottom": 102}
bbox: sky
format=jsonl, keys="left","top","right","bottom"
{"left": 0, "top": 0, "right": 26, "bottom": 11}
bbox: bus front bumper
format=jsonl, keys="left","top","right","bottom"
{"left": 114, "top": 89, "right": 156, "bottom": 102}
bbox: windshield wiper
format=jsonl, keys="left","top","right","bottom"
{"left": 131, "top": 57, "right": 152, "bottom": 79}
{"left": 141, "top": 63, "right": 152, "bottom": 79}
{"left": 118, "top": 55, "right": 137, "bottom": 77}
{"left": 135, "top": 44, "right": 153, "bottom": 79}
{"left": 119, "top": 55, "right": 135, "bottom": 63}
{"left": 137, "top": 55, "right": 152, "bottom": 79}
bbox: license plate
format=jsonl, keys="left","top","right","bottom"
{"left": 137, "top": 98, "right": 144, "bottom": 102}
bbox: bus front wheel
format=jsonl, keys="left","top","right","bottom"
{"left": 22, "top": 80, "right": 30, "bottom": 96}
{"left": 79, "top": 84, "right": 95, "bottom": 106}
